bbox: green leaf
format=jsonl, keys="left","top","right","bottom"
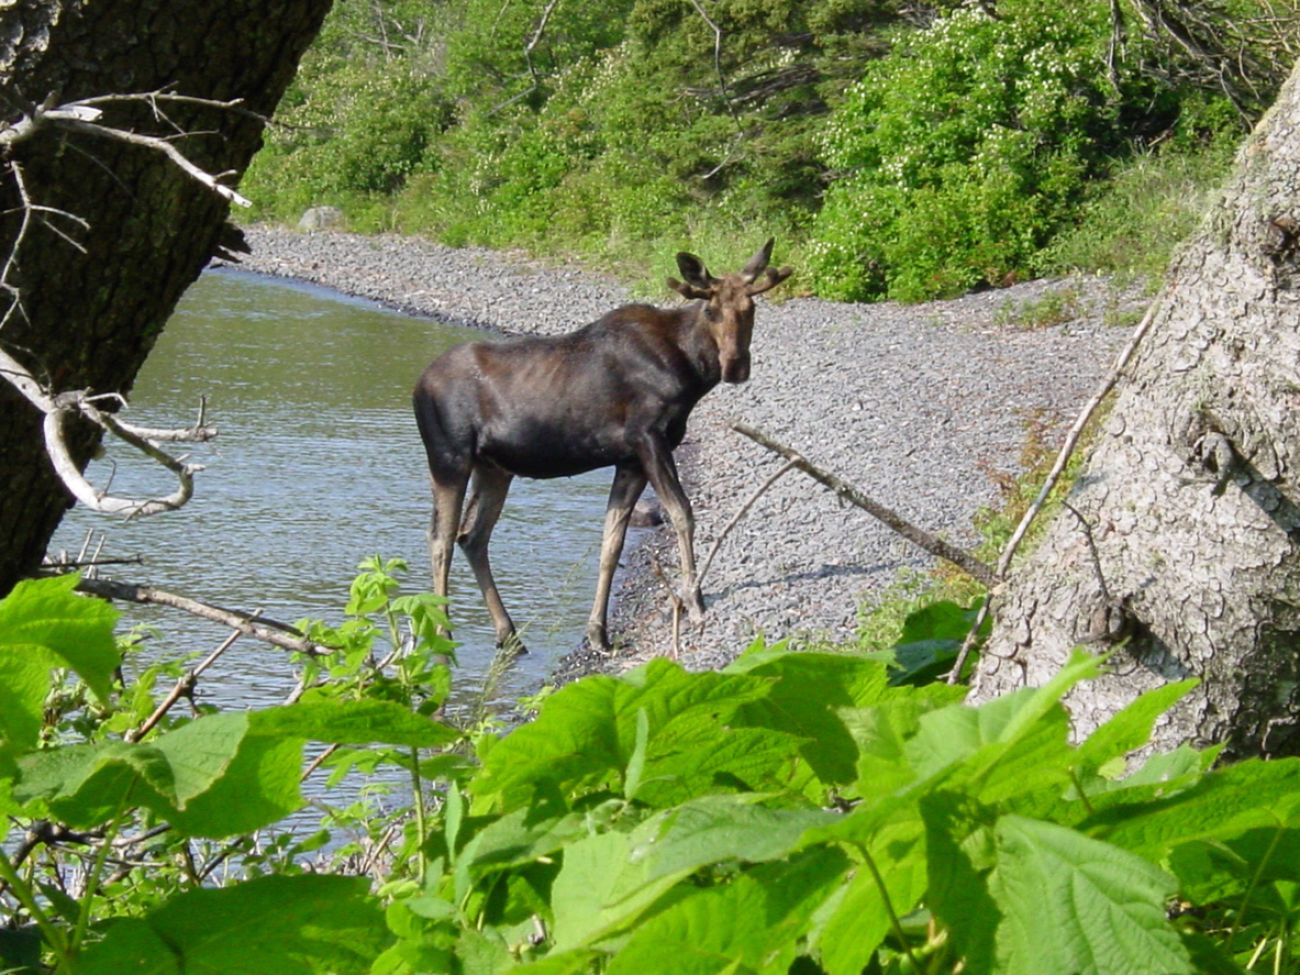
{"left": 1087, "top": 758, "right": 1300, "bottom": 859}
{"left": 550, "top": 795, "right": 838, "bottom": 950}
{"left": 730, "top": 650, "right": 960, "bottom": 789}
{"left": 473, "top": 660, "right": 791, "bottom": 809}
{"left": 75, "top": 874, "right": 388, "bottom": 974}
{"left": 812, "top": 813, "right": 927, "bottom": 975}
{"left": 1075, "top": 679, "right": 1199, "bottom": 776}
{"left": 921, "top": 791, "right": 1000, "bottom": 973}
{"left": 988, "top": 815, "right": 1192, "bottom": 975}
{"left": 17, "top": 699, "right": 451, "bottom": 836}
{"left": 607, "top": 848, "right": 848, "bottom": 975}
{"left": 889, "top": 600, "right": 988, "bottom": 686}
{"left": 251, "top": 699, "right": 459, "bottom": 747}
{"left": 0, "top": 574, "right": 119, "bottom": 750}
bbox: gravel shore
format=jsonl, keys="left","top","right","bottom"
{"left": 234, "top": 226, "right": 1137, "bottom": 677}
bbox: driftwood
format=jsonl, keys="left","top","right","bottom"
{"left": 733, "top": 422, "right": 1000, "bottom": 588}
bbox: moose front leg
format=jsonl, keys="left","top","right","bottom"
{"left": 588, "top": 464, "right": 648, "bottom": 651}
{"left": 636, "top": 436, "right": 705, "bottom": 622}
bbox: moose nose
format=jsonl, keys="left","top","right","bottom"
{"left": 721, "top": 355, "right": 750, "bottom": 384}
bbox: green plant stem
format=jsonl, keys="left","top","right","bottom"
{"left": 858, "top": 843, "right": 923, "bottom": 972}
{"left": 409, "top": 744, "right": 427, "bottom": 884}
{"left": 71, "top": 796, "right": 130, "bottom": 954}
{"left": 0, "top": 845, "right": 71, "bottom": 965}
{"left": 1231, "top": 824, "right": 1285, "bottom": 944}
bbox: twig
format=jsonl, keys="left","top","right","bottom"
{"left": 946, "top": 593, "right": 992, "bottom": 685}
{"left": 685, "top": 0, "right": 742, "bottom": 128}
{"left": 696, "top": 459, "right": 796, "bottom": 587}
{"left": 70, "top": 576, "right": 335, "bottom": 657}
{"left": 126, "top": 613, "right": 260, "bottom": 742}
{"left": 733, "top": 423, "right": 1000, "bottom": 588}
{"left": 994, "top": 299, "right": 1161, "bottom": 578}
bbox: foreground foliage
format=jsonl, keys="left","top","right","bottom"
{"left": 2, "top": 568, "right": 1298, "bottom": 973}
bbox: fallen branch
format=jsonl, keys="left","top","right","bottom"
{"left": 994, "top": 298, "right": 1161, "bottom": 578}
{"left": 70, "top": 576, "right": 335, "bottom": 657}
{"left": 696, "top": 458, "right": 797, "bottom": 588}
{"left": 2, "top": 86, "right": 255, "bottom": 520}
{"left": 733, "top": 422, "right": 1000, "bottom": 589}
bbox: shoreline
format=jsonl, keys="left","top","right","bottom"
{"left": 231, "top": 225, "right": 1137, "bottom": 678}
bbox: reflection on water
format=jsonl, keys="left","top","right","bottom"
{"left": 52, "top": 268, "right": 617, "bottom": 719}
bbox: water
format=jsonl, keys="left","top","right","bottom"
{"left": 52, "top": 268, "right": 619, "bottom": 717}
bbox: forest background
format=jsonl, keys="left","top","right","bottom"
{"left": 245, "top": 0, "right": 1298, "bottom": 302}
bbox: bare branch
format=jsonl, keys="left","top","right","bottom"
{"left": 71, "top": 576, "right": 336, "bottom": 657}
{"left": 733, "top": 422, "right": 1001, "bottom": 589}
{"left": 994, "top": 299, "right": 1161, "bottom": 578}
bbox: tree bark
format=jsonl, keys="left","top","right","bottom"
{"left": 971, "top": 58, "right": 1300, "bottom": 758}
{"left": 0, "top": 0, "right": 332, "bottom": 595}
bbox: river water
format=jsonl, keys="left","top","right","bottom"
{"left": 52, "top": 268, "right": 617, "bottom": 718}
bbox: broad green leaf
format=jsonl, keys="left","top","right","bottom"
{"left": 728, "top": 651, "right": 905, "bottom": 786}
{"left": 921, "top": 791, "right": 1000, "bottom": 973}
{"left": 812, "top": 814, "right": 927, "bottom": 975}
{"left": 251, "top": 699, "right": 460, "bottom": 747}
{"left": 905, "top": 651, "right": 1100, "bottom": 802}
{"left": 75, "top": 874, "right": 388, "bottom": 974}
{"left": 452, "top": 806, "right": 589, "bottom": 904}
{"left": 0, "top": 574, "right": 119, "bottom": 750}
{"left": 551, "top": 795, "right": 838, "bottom": 950}
{"left": 1075, "top": 679, "right": 1199, "bottom": 776}
{"left": 15, "top": 741, "right": 178, "bottom": 826}
{"left": 1086, "top": 758, "right": 1300, "bottom": 859}
{"left": 844, "top": 693, "right": 956, "bottom": 798}
{"left": 164, "top": 732, "right": 303, "bottom": 836}
{"left": 889, "top": 600, "right": 988, "bottom": 686}
{"left": 607, "top": 847, "right": 848, "bottom": 975}
{"left": 473, "top": 660, "right": 787, "bottom": 809}
{"left": 989, "top": 815, "right": 1192, "bottom": 975}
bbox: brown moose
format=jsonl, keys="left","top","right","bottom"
{"left": 412, "top": 240, "right": 792, "bottom": 652}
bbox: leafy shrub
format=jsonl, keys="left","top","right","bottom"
{"left": 809, "top": 2, "right": 1131, "bottom": 302}
{"left": 5, "top": 569, "right": 1300, "bottom": 972}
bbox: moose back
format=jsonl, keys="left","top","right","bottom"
{"left": 412, "top": 239, "right": 792, "bottom": 652}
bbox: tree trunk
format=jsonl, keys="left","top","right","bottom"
{"left": 971, "top": 58, "right": 1300, "bottom": 758}
{"left": 0, "top": 0, "right": 332, "bottom": 595}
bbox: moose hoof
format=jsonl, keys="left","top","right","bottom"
{"left": 497, "top": 632, "right": 527, "bottom": 656}
{"left": 585, "top": 624, "right": 612, "bottom": 655}
{"left": 684, "top": 587, "right": 705, "bottom": 622}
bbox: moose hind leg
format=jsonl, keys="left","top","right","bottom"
{"left": 458, "top": 464, "right": 521, "bottom": 651}
{"left": 635, "top": 438, "right": 705, "bottom": 620}
{"left": 429, "top": 476, "right": 468, "bottom": 622}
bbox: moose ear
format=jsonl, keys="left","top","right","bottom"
{"left": 740, "top": 238, "right": 775, "bottom": 283}
{"left": 676, "top": 251, "right": 713, "bottom": 292}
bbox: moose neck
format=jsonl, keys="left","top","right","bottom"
{"left": 673, "top": 301, "right": 728, "bottom": 392}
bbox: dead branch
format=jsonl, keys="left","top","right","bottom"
{"left": 490, "top": 0, "right": 562, "bottom": 114}
{"left": 733, "top": 422, "right": 1000, "bottom": 589}
{"left": 70, "top": 576, "right": 335, "bottom": 657}
{"left": 685, "top": 0, "right": 742, "bottom": 127}
{"left": 994, "top": 299, "right": 1161, "bottom": 578}
{"left": 696, "top": 459, "right": 797, "bottom": 588}
{"left": 1, "top": 88, "right": 251, "bottom": 520}
{"left": 126, "top": 614, "right": 259, "bottom": 742}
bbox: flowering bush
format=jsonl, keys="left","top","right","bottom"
{"left": 809, "top": 2, "right": 1127, "bottom": 302}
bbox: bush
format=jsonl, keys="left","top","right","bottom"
{"left": 809, "top": 2, "right": 1127, "bottom": 302}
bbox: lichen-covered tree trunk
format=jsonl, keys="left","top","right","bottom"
{"left": 971, "top": 59, "right": 1300, "bottom": 758}
{"left": 0, "top": 0, "right": 332, "bottom": 595}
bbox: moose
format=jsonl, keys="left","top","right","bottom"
{"left": 412, "top": 239, "right": 792, "bottom": 652}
